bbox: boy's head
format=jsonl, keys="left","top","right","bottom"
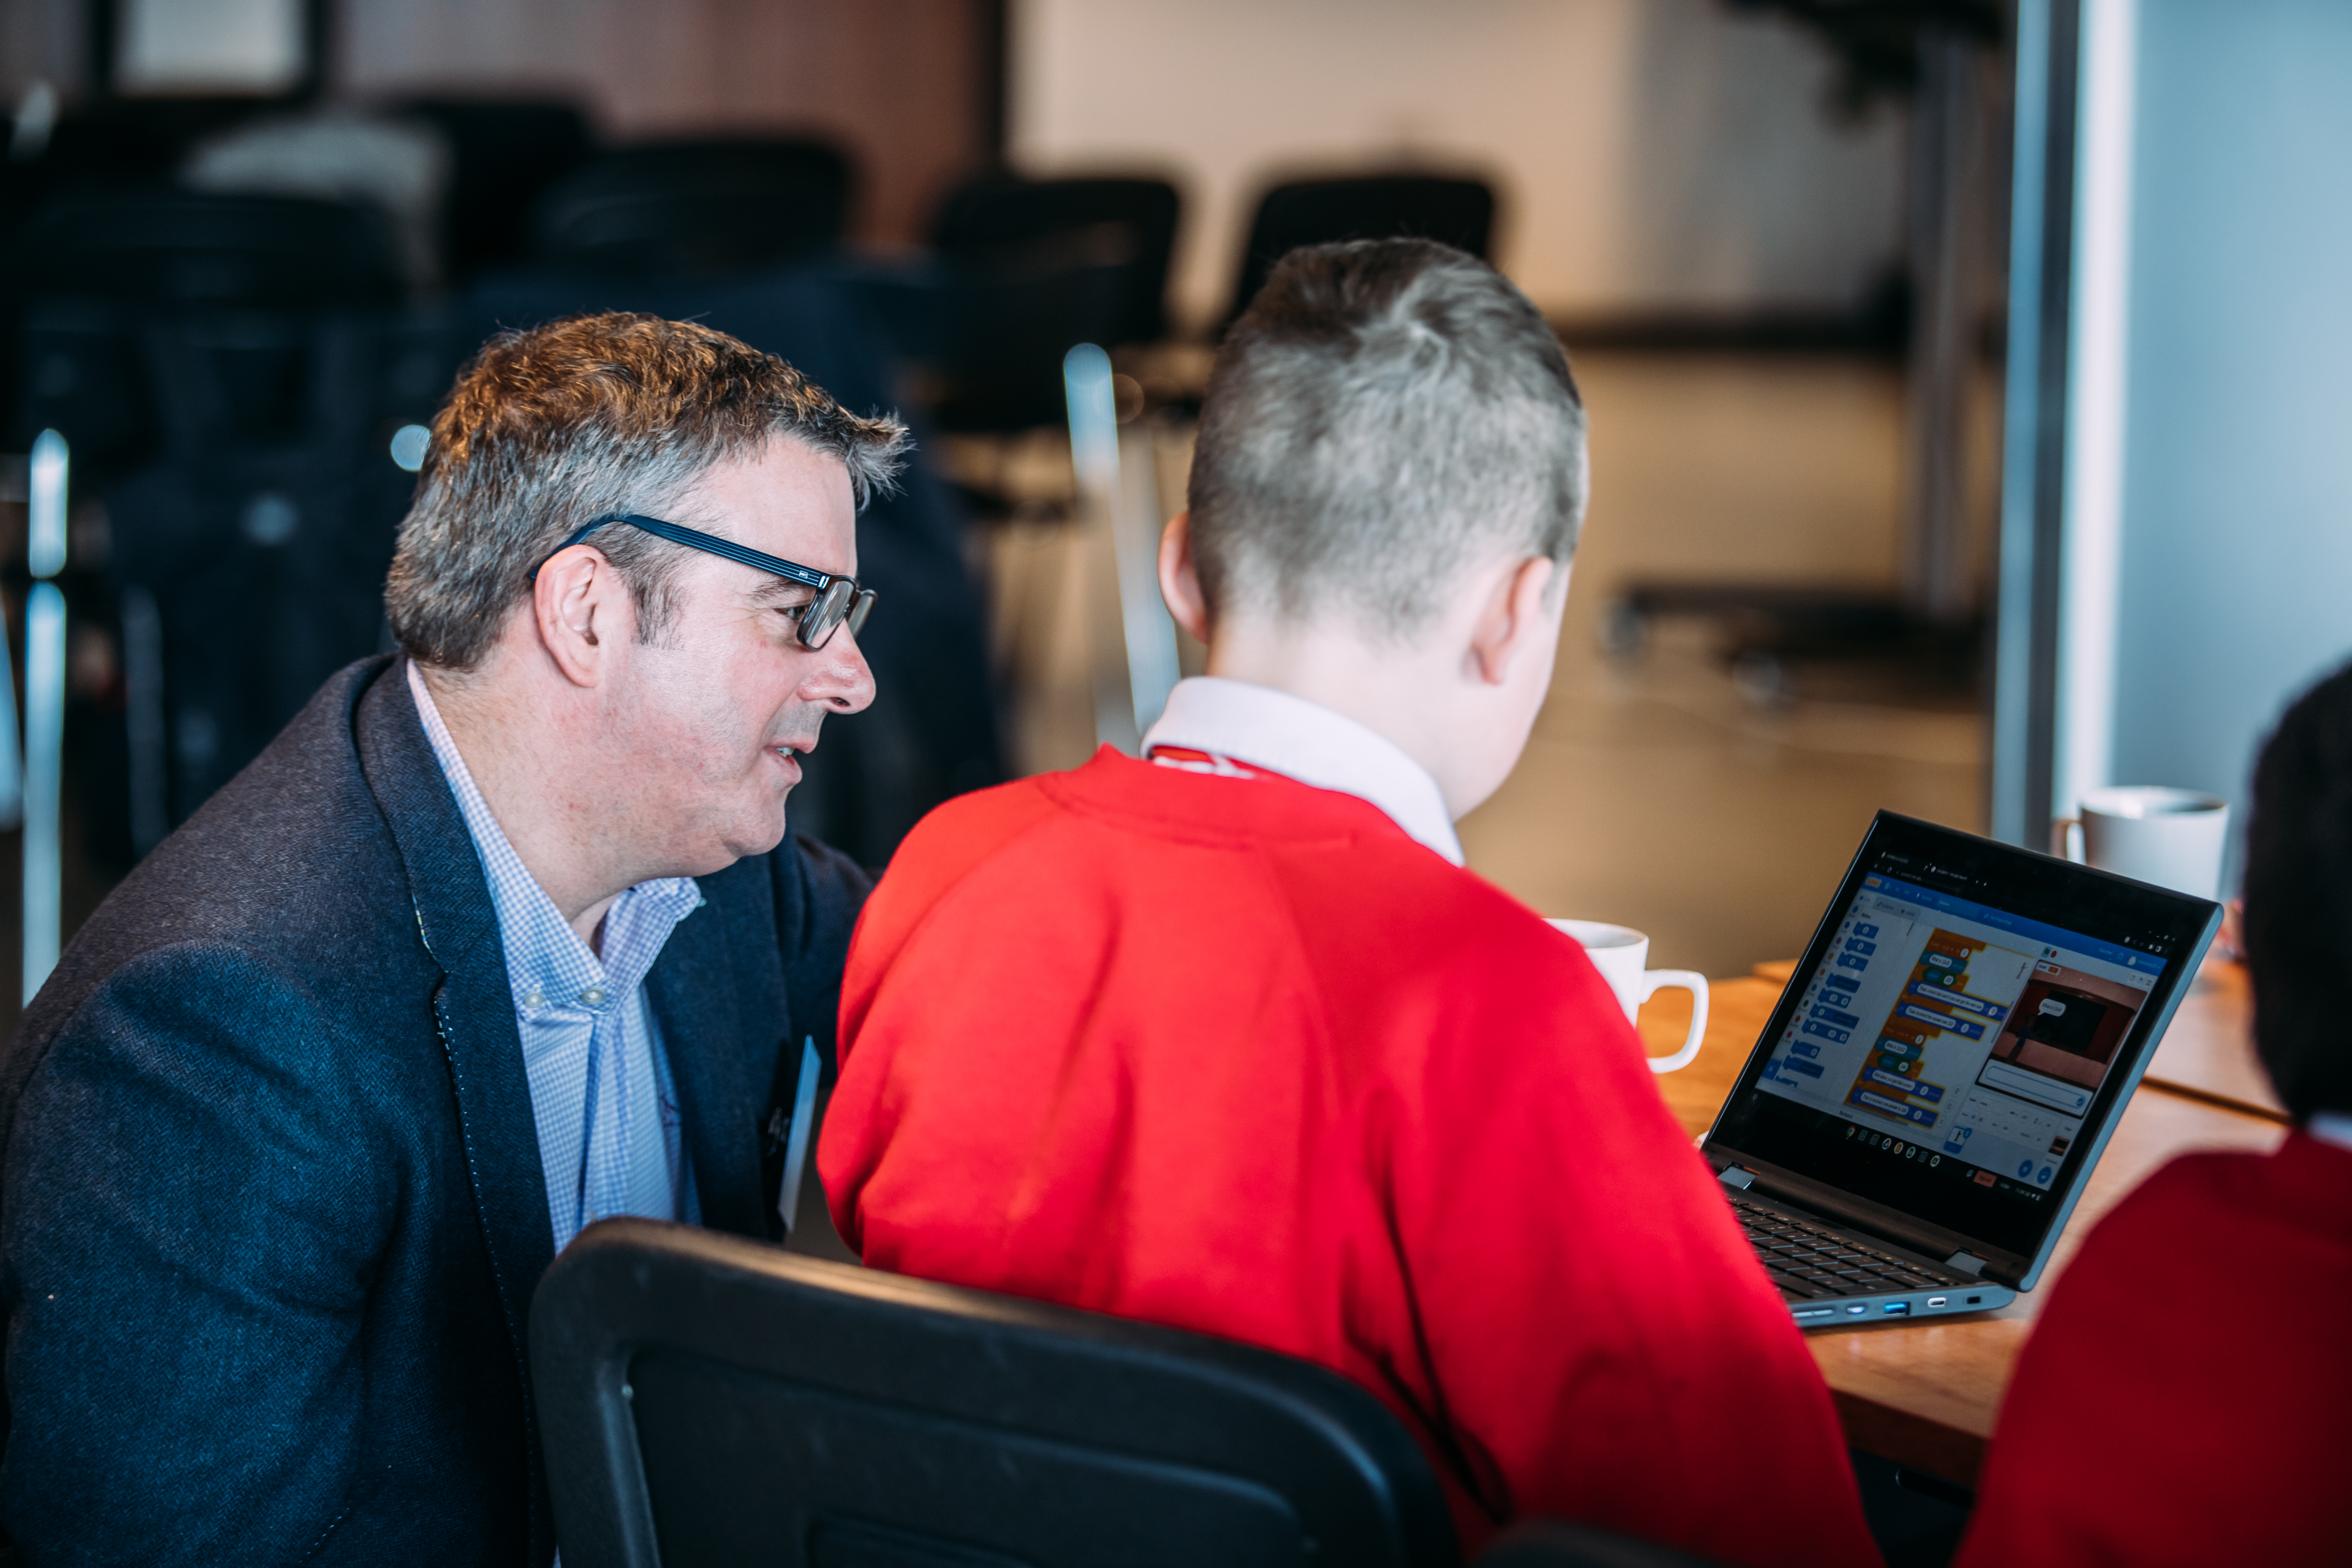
{"left": 1161, "top": 239, "right": 1589, "bottom": 817}
{"left": 2244, "top": 659, "right": 2352, "bottom": 1122}
{"left": 1186, "top": 238, "right": 1588, "bottom": 637}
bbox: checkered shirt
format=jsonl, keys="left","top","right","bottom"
{"left": 408, "top": 662, "right": 704, "bottom": 1253}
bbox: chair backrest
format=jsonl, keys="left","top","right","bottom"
{"left": 532, "top": 1218, "right": 1460, "bottom": 1568}
{"left": 1226, "top": 174, "right": 1496, "bottom": 326}
{"left": 393, "top": 97, "right": 597, "bottom": 279}
{"left": 530, "top": 138, "right": 854, "bottom": 276}
{"left": 930, "top": 174, "right": 1181, "bottom": 346}
{"left": 14, "top": 190, "right": 405, "bottom": 308}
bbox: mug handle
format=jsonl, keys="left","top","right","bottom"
{"left": 1638, "top": 971, "right": 1710, "bottom": 1074}
{"left": 2050, "top": 816, "right": 2084, "bottom": 862}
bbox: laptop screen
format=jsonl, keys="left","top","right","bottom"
{"left": 1704, "top": 812, "right": 2220, "bottom": 1282}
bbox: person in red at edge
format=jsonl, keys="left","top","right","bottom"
{"left": 1955, "top": 661, "right": 2352, "bottom": 1568}
{"left": 819, "top": 240, "right": 1880, "bottom": 1568}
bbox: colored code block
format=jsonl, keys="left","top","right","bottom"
{"left": 1854, "top": 923, "right": 1879, "bottom": 939}
{"left": 1810, "top": 1004, "right": 1862, "bottom": 1030}
{"left": 1824, "top": 973, "right": 1860, "bottom": 994}
{"left": 1801, "top": 1021, "right": 1851, "bottom": 1044}
{"left": 1836, "top": 954, "right": 1869, "bottom": 971}
{"left": 1846, "top": 938, "right": 1878, "bottom": 956}
{"left": 1898, "top": 1003, "right": 1984, "bottom": 1040}
{"left": 1791, "top": 1041, "right": 1822, "bottom": 1059}
{"left": 1911, "top": 979, "right": 1991, "bottom": 1014}
{"left": 1783, "top": 1058, "right": 1824, "bottom": 1078}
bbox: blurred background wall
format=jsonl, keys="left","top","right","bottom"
{"left": 0, "top": 0, "right": 2014, "bottom": 998}
{"left": 1011, "top": 0, "right": 1905, "bottom": 329}
{"left": 335, "top": 0, "right": 1000, "bottom": 246}
{"left": 2102, "top": 0, "right": 2352, "bottom": 840}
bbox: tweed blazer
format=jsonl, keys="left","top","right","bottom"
{"left": 0, "top": 655, "right": 870, "bottom": 1566}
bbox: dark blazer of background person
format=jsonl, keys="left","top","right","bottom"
{"left": 0, "top": 656, "right": 867, "bottom": 1565}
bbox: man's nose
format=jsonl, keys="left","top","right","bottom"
{"left": 804, "top": 625, "right": 877, "bottom": 714}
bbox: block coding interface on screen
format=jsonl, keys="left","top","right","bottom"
{"left": 1729, "top": 865, "right": 2178, "bottom": 1255}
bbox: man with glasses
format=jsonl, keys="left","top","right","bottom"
{"left": 0, "top": 313, "right": 896, "bottom": 1565}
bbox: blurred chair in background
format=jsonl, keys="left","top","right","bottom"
{"left": 532, "top": 1217, "right": 1460, "bottom": 1568}
{"left": 1225, "top": 174, "right": 1495, "bottom": 328}
{"left": 907, "top": 174, "right": 1177, "bottom": 439}
{"left": 530, "top": 137, "right": 854, "bottom": 277}
{"left": 931, "top": 174, "right": 1180, "bottom": 348}
{"left": 9, "top": 189, "right": 454, "bottom": 868}
{"left": 181, "top": 111, "right": 452, "bottom": 289}
{"left": 393, "top": 97, "right": 597, "bottom": 283}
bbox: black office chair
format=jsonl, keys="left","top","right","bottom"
{"left": 1475, "top": 1520, "right": 1727, "bottom": 1568}
{"left": 393, "top": 97, "right": 598, "bottom": 280}
{"left": 7, "top": 190, "right": 443, "bottom": 860}
{"left": 529, "top": 138, "right": 854, "bottom": 275}
{"left": 532, "top": 1218, "right": 1461, "bottom": 1568}
{"left": 10, "top": 191, "right": 407, "bottom": 467}
{"left": 1225, "top": 174, "right": 1496, "bottom": 326}
{"left": 918, "top": 219, "right": 1137, "bottom": 434}
{"left": 14, "top": 190, "right": 404, "bottom": 310}
{"left": 930, "top": 174, "right": 1182, "bottom": 348}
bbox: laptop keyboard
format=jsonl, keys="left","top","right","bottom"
{"left": 1733, "top": 1197, "right": 1955, "bottom": 1301}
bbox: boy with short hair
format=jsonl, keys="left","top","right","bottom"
{"left": 819, "top": 240, "right": 1879, "bottom": 1566}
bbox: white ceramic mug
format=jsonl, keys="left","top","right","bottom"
{"left": 2051, "top": 786, "right": 2230, "bottom": 900}
{"left": 1548, "top": 919, "right": 1710, "bottom": 1074}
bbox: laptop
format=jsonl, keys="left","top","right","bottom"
{"left": 1702, "top": 811, "right": 2222, "bottom": 1325}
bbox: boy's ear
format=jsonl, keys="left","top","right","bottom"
{"left": 1468, "top": 555, "right": 1562, "bottom": 686}
{"left": 1158, "top": 511, "right": 1212, "bottom": 644}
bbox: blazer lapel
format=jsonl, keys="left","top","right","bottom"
{"left": 645, "top": 894, "right": 771, "bottom": 1238}
{"left": 353, "top": 658, "right": 558, "bottom": 1560}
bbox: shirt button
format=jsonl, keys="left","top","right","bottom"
{"left": 523, "top": 987, "right": 544, "bottom": 1008}
{"left": 580, "top": 986, "right": 607, "bottom": 1007}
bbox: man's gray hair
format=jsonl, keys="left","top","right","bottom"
{"left": 385, "top": 312, "right": 908, "bottom": 672}
{"left": 1188, "top": 239, "right": 1587, "bottom": 636}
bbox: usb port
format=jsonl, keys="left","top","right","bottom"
{"left": 1883, "top": 1302, "right": 1911, "bottom": 1317}
{"left": 1794, "top": 1307, "right": 1835, "bottom": 1321}
{"left": 1927, "top": 1295, "right": 1948, "bottom": 1308}
{"left": 1967, "top": 1295, "right": 1982, "bottom": 1305}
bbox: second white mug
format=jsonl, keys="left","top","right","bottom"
{"left": 1548, "top": 919, "right": 1710, "bottom": 1074}
{"left": 2051, "top": 785, "right": 2230, "bottom": 899}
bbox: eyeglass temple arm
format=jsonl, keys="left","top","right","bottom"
{"left": 533, "top": 514, "right": 837, "bottom": 592}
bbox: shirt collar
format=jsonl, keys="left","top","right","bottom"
{"left": 406, "top": 661, "right": 702, "bottom": 1014}
{"left": 1139, "top": 676, "right": 1463, "bottom": 864}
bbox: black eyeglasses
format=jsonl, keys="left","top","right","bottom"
{"left": 533, "top": 512, "right": 875, "bottom": 650}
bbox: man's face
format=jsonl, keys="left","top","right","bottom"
{"left": 606, "top": 438, "right": 874, "bottom": 875}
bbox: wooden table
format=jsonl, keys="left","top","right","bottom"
{"left": 1636, "top": 958, "right": 2284, "bottom": 1486}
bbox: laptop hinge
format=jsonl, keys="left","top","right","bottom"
{"left": 1718, "top": 1166, "right": 1756, "bottom": 1191}
{"left": 1945, "top": 1251, "right": 1989, "bottom": 1277}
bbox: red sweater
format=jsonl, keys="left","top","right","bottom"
{"left": 821, "top": 750, "right": 1880, "bottom": 1566}
{"left": 1956, "top": 1132, "right": 2351, "bottom": 1567}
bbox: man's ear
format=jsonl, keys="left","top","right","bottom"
{"left": 1157, "top": 510, "right": 1212, "bottom": 644}
{"left": 532, "top": 545, "right": 631, "bottom": 689}
{"left": 1467, "top": 555, "right": 1562, "bottom": 686}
